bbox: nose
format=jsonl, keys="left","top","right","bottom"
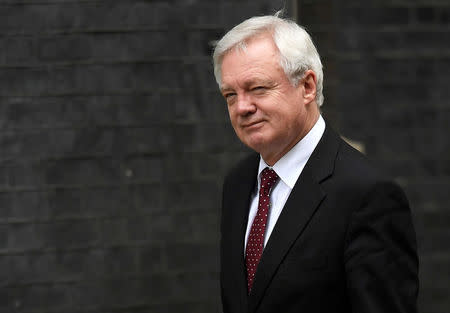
{"left": 235, "top": 94, "right": 256, "bottom": 116}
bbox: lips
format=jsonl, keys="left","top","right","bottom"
{"left": 242, "top": 120, "right": 264, "bottom": 128}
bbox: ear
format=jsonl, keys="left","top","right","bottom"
{"left": 301, "top": 70, "right": 317, "bottom": 105}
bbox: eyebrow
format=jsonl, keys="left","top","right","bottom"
{"left": 220, "top": 79, "right": 273, "bottom": 93}
{"left": 220, "top": 86, "right": 234, "bottom": 94}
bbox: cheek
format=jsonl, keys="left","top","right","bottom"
{"left": 228, "top": 108, "right": 242, "bottom": 133}
{"left": 227, "top": 107, "right": 235, "bottom": 123}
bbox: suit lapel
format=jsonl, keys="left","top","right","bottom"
{"left": 247, "top": 126, "right": 341, "bottom": 313}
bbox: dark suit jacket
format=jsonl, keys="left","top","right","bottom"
{"left": 220, "top": 125, "right": 419, "bottom": 313}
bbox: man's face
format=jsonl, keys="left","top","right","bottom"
{"left": 220, "top": 34, "right": 318, "bottom": 165}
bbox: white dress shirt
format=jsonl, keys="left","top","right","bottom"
{"left": 244, "top": 115, "right": 326, "bottom": 253}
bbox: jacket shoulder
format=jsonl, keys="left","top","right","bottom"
{"left": 335, "top": 138, "right": 388, "bottom": 183}
{"left": 223, "top": 153, "right": 259, "bottom": 184}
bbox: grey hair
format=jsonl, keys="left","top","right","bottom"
{"left": 212, "top": 13, "right": 324, "bottom": 106}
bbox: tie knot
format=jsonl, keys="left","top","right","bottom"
{"left": 260, "top": 167, "right": 279, "bottom": 196}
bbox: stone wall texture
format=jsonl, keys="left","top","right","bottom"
{"left": 0, "top": 1, "right": 448, "bottom": 313}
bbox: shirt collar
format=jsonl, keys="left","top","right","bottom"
{"left": 257, "top": 115, "right": 326, "bottom": 189}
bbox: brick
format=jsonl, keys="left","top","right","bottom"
{"left": 0, "top": 5, "right": 47, "bottom": 33}
{"left": 101, "top": 279, "right": 146, "bottom": 308}
{"left": 338, "top": 5, "right": 410, "bottom": 26}
{"left": 0, "top": 3, "right": 163, "bottom": 34}
{"left": 0, "top": 68, "right": 48, "bottom": 97}
{"left": 196, "top": 122, "right": 243, "bottom": 152}
{"left": 116, "top": 93, "right": 173, "bottom": 124}
{"left": 0, "top": 130, "right": 51, "bottom": 159}
{"left": 73, "top": 247, "right": 110, "bottom": 278}
{"left": 122, "top": 155, "right": 164, "bottom": 183}
{"left": 182, "top": 3, "right": 226, "bottom": 26}
{"left": 166, "top": 242, "right": 219, "bottom": 271}
{"left": 0, "top": 225, "right": 8, "bottom": 249}
{"left": 433, "top": 59, "right": 450, "bottom": 82}
{"left": 145, "top": 301, "right": 222, "bottom": 313}
{"left": 7, "top": 162, "right": 46, "bottom": 188}
{"left": 39, "top": 34, "right": 92, "bottom": 61}
{"left": 0, "top": 64, "right": 163, "bottom": 97}
{"left": 171, "top": 93, "right": 202, "bottom": 122}
{"left": 40, "top": 220, "right": 101, "bottom": 249}
{"left": 99, "top": 218, "right": 128, "bottom": 246}
{"left": 298, "top": 1, "right": 335, "bottom": 26}
{"left": 134, "top": 61, "right": 192, "bottom": 91}
{"left": 438, "top": 6, "right": 450, "bottom": 23}
{"left": 416, "top": 7, "right": 436, "bottom": 23}
{"left": 192, "top": 152, "right": 225, "bottom": 179}
{"left": 403, "top": 179, "right": 450, "bottom": 210}
{"left": 81, "top": 186, "right": 130, "bottom": 217}
{"left": 38, "top": 31, "right": 188, "bottom": 62}
{"left": 130, "top": 183, "right": 164, "bottom": 214}
{"left": 171, "top": 210, "right": 219, "bottom": 241}
{"left": 47, "top": 188, "right": 84, "bottom": 219}
{"left": 5, "top": 223, "right": 45, "bottom": 251}
{"left": 0, "top": 96, "right": 85, "bottom": 129}
{"left": 202, "top": 90, "right": 232, "bottom": 122}
{"left": 9, "top": 191, "right": 51, "bottom": 221}
{"left": 177, "top": 211, "right": 220, "bottom": 242}
{"left": 418, "top": 286, "right": 450, "bottom": 313}
{"left": 44, "top": 158, "right": 122, "bottom": 186}
{"left": 420, "top": 229, "right": 450, "bottom": 255}
{"left": 102, "top": 246, "right": 139, "bottom": 276}
{"left": 377, "top": 102, "right": 438, "bottom": 130}
{"left": 164, "top": 181, "right": 220, "bottom": 211}
{"left": 3, "top": 130, "right": 78, "bottom": 161}
{"left": 0, "top": 166, "right": 9, "bottom": 189}
{"left": 0, "top": 193, "right": 13, "bottom": 219}
{"left": 376, "top": 157, "right": 439, "bottom": 180}
{"left": 3, "top": 251, "right": 93, "bottom": 284}
{"left": 168, "top": 271, "right": 220, "bottom": 302}
{"left": 0, "top": 284, "right": 72, "bottom": 312}
{"left": 164, "top": 153, "right": 197, "bottom": 181}
{"left": 68, "top": 281, "right": 107, "bottom": 309}
{"left": 167, "top": 123, "right": 198, "bottom": 153}
{"left": 368, "top": 131, "right": 415, "bottom": 158}
{"left": 220, "top": 2, "right": 284, "bottom": 28}
{"left": 114, "top": 126, "right": 171, "bottom": 154}
{"left": 371, "top": 84, "right": 429, "bottom": 108}
{"left": 0, "top": 36, "right": 34, "bottom": 65}
{"left": 405, "top": 31, "right": 450, "bottom": 50}
{"left": 127, "top": 214, "right": 171, "bottom": 243}
{"left": 188, "top": 29, "right": 226, "bottom": 57}
{"left": 168, "top": 122, "right": 242, "bottom": 153}
{"left": 137, "top": 273, "right": 174, "bottom": 304}
{"left": 374, "top": 58, "right": 426, "bottom": 83}
{"left": 137, "top": 243, "right": 167, "bottom": 274}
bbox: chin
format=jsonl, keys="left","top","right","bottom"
{"left": 243, "top": 137, "right": 269, "bottom": 154}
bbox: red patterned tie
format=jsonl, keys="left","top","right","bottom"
{"left": 245, "top": 167, "right": 279, "bottom": 293}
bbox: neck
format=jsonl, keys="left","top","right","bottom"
{"left": 262, "top": 111, "right": 320, "bottom": 166}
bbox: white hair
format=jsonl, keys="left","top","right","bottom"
{"left": 213, "top": 13, "right": 324, "bottom": 106}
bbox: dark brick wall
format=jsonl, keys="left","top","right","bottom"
{"left": 0, "top": 1, "right": 448, "bottom": 313}
{"left": 297, "top": 1, "right": 450, "bottom": 313}
{"left": 0, "top": 1, "right": 282, "bottom": 313}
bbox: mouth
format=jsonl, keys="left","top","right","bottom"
{"left": 242, "top": 120, "right": 264, "bottom": 128}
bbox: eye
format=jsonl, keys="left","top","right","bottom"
{"left": 222, "top": 92, "right": 237, "bottom": 105}
{"left": 252, "top": 86, "right": 267, "bottom": 94}
{"left": 224, "top": 92, "right": 236, "bottom": 98}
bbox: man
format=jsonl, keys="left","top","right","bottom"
{"left": 213, "top": 13, "right": 419, "bottom": 313}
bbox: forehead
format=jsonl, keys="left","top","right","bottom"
{"left": 220, "top": 35, "right": 285, "bottom": 88}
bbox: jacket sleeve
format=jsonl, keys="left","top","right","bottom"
{"left": 344, "top": 181, "right": 419, "bottom": 313}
